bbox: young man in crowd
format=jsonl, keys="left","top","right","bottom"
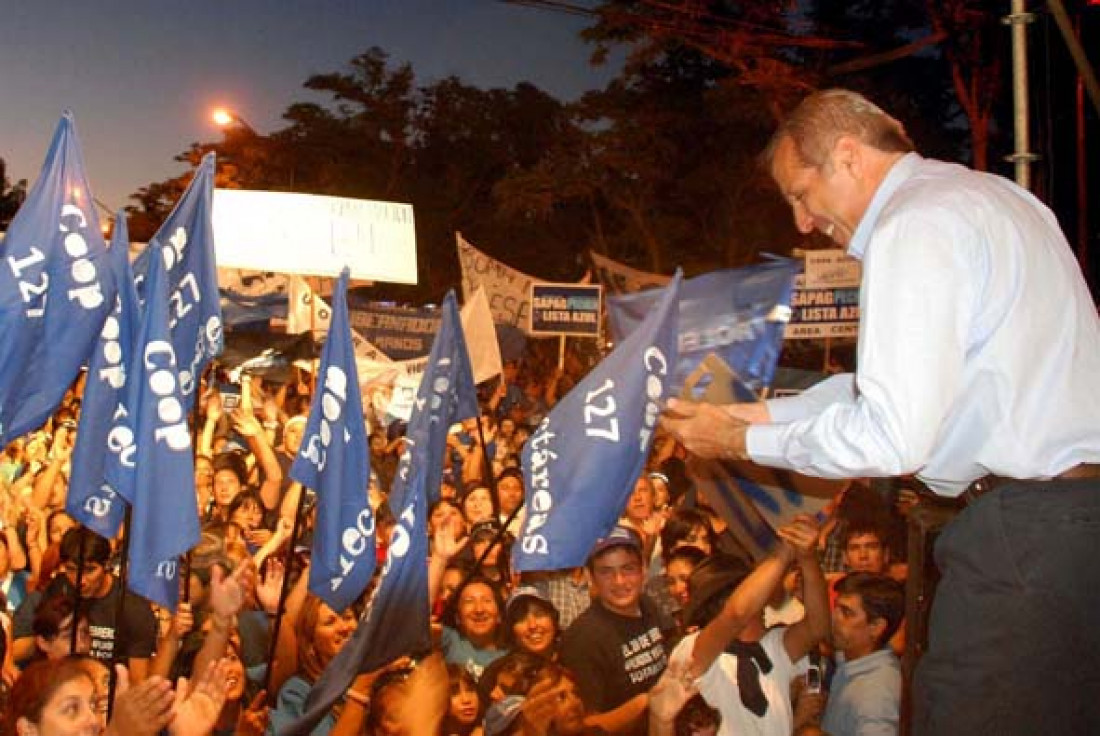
{"left": 561, "top": 525, "right": 674, "bottom": 735}
{"left": 663, "top": 515, "right": 828, "bottom": 736}
{"left": 820, "top": 573, "right": 905, "bottom": 736}
{"left": 11, "top": 528, "right": 157, "bottom": 680}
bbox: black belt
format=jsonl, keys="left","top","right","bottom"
{"left": 961, "top": 463, "right": 1100, "bottom": 506}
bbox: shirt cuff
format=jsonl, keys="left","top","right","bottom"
{"left": 746, "top": 423, "right": 797, "bottom": 471}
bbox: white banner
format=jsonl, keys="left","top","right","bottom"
{"left": 460, "top": 287, "right": 503, "bottom": 384}
{"left": 589, "top": 251, "right": 670, "bottom": 294}
{"left": 212, "top": 189, "right": 417, "bottom": 284}
{"left": 456, "top": 233, "right": 537, "bottom": 331}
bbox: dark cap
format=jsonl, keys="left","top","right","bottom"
{"left": 588, "top": 524, "right": 642, "bottom": 561}
{"left": 681, "top": 552, "right": 752, "bottom": 629}
{"left": 470, "top": 519, "right": 504, "bottom": 542}
{"left": 504, "top": 585, "right": 557, "bottom": 623}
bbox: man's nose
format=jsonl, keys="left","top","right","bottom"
{"left": 793, "top": 202, "right": 815, "bottom": 234}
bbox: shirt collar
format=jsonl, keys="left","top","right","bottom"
{"left": 837, "top": 647, "right": 897, "bottom": 675}
{"left": 847, "top": 152, "right": 922, "bottom": 260}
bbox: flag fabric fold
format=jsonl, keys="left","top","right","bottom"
{"left": 513, "top": 271, "right": 682, "bottom": 572}
{"left": 133, "top": 152, "right": 223, "bottom": 411}
{"left": 67, "top": 214, "right": 141, "bottom": 538}
{"left": 607, "top": 261, "right": 798, "bottom": 399}
{"left": 107, "top": 250, "right": 199, "bottom": 610}
{"left": 289, "top": 268, "right": 375, "bottom": 613}
{"left": 0, "top": 112, "right": 114, "bottom": 444}
{"left": 389, "top": 291, "right": 479, "bottom": 510}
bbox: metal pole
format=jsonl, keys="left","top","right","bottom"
{"left": 1005, "top": 0, "right": 1037, "bottom": 189}
{"left": 1075, "top": 13, "right": 1090, "bottom": 280}
{"left": 106, "top": 507, "right": 133, "bottom": 721}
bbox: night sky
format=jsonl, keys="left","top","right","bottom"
{"left": 1, "top": 1, "right": 618, "bottom": 213}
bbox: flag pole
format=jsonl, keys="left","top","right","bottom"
{"left": 181, "top": 362, "right": 216, "bottom": 604}
{"left": 106, "top": 506, "right": 133, "bottom": 721}
{"left": 262, "top": 482, "right": 309, "bottom": 706}
{"left": 70, "top": 527, "right": 87, "bottom": 654}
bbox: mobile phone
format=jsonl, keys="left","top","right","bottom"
{"left": 805, "top": 664, "right": 823, "bottom": 694}
{"left": 219, "top": 383, "right": 242, "bottom": 410}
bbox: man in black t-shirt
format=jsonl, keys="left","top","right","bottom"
{"left": 561, "top": 525, "right": 673, "bottom": 736}
{"left": 12, "top": 528, "right": 157, "bottom": 680}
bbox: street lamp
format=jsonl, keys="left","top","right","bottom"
{"left": 211, "top": 107, "right": 257, "bottom": 135}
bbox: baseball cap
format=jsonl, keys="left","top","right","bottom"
{"left": 484, "top": 695, "right": 525, "bottom": 736}
{"left": 588, "top": 524, "right": 642, "bottom": 561}
{"left": 504, "top": 585, "right": 556, "bottom": 621}
{"left": 470, "top": 519, "right": 504, "bottom": 542}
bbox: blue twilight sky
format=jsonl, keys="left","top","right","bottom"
{"left": 0, "top": 1, "right": 618, "bottom": 213}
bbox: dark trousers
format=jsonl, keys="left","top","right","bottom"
{"left": 912, "top": 479, "right": 1100, "bottom": 735}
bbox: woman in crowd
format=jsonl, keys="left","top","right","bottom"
{"left": 2, "top": 658, "right": 100, "bottom": 736}
{"left": 268, "top": 594, "right": 357, "bottom": 735}
{"left": 501, "top": 587, "right": 559, "bottom": 661}
{"left": 440, "top": 576, "right": 508, "bottom": 681}
{"left": 30, "top": 593, "right": 91, "bottom": 661}
{"left": 442, "top": 664, "right": 484, "bottom": 736}
{"left": 462, "top": 486, "right": 496, "bottom": 527}
{"left": 228, "top": 491, "right": 273, "bottom": 553}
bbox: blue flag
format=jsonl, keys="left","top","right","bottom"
{"left": 289, "top": 269, "right": 374, "bottom": 613}
{"left": 107, "top": 252, "right": 199, "bottom": 610}
{"left": 514, "top": 271, "right": 682, "bottom": 572}
{"left": 0, "top": 112, "right": 114, "bottom": 444}
{"left": 607, "top": 261, "right": 797, "bottom": 399}
{"left": 389, "top": 290, "right": 478, "bottom": 510}
{"left": 133, "top": 153, "right": 223, "bottom": 411}
{"left": 280, "top": 441, "right": 431, "bottom": 736}
{"left": 67, "top": 214, "right": 141, "bottom": 538}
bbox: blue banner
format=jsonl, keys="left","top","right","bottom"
{"left": 346, "top": 300, "right": 441, "bottom": 360}
{"left": 67, "top": 214, "right": 141, "bottom": 538}
{"left": 280, "top": 433, "right": 431, "bottom": 735}
{"left": 133, "top": 153, "right": 223, "bottom": 411}
{"left": 513, "top": 272, "right": 682, "bottom": 572}
{"left": 108, "top": 252, "right": 199, "bottom": 610}
{"left": 607, "top": 261, "right": 797, "bottom": 399}
{"left": 389, "top": 291, "right": 478, "bottom": 510}
{"left": 529, "top": 283, "right": 602, "bottom": 337}
{"left": 0, "top": 113, "right": 114, "bottom": 444}
{"left": 290, "top": 269, "right": 375, "bottom": 613}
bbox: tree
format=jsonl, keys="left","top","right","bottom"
{"left": 0, "top": 158, "right": 27, "bottom": 230}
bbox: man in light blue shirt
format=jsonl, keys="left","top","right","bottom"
{"left": 822, "top": 573, "right": 904, "bottom": 736}
{"left": 663, "top": 89, "right": 1100, "bottom": 735}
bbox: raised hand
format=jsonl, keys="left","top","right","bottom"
{"left": 168, "top": 660, "right": 230, "bottom": 736}
{"left": 106, "top": 665, "right": 175, "bottom": 736}
{"left": 776, "top": 514, "right": 821, "bottom": 562}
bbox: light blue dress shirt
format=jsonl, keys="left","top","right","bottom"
{"left": 750, "top": 154, "right": 1100, "bottom": 495}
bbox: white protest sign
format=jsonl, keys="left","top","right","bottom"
{"left": 212, "top": 189, "right": 417, "bottom": 284}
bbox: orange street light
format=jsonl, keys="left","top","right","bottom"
{"left": 211, "top": 107, "right": 257, "bottom": 134}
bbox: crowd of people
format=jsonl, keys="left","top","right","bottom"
{"left": 0, "top": 335, "right": 913, "bottom": 736}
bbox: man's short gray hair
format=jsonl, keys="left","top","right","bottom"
{"left": 764, "top": 89, "right": 915, "bottom": 170}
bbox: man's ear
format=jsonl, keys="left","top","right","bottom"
{"left": 868, "top": 614, "right": 888, "bottom": 645}
{"left": 16, "top": 717, "right": 39, "bottom": 736}
{"left": 832, "top": 135, "right": 863, "bottom": 178}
